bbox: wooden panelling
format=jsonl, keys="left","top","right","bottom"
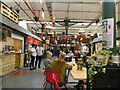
{"left": 20, "top": 54, "right": 24, "bottom": 68}
{"left": 15, "top": 53, "right": 24, "bottom": 68}
{"left": 0, "top": 54, "right": 15, "bottom": 76}
{"left": 0, "top": 57, "right": 2, "bottom": 76}
{"left": 0, "top": 28, "right": 7, "bottom": 42}
{"left": 13, "top": 38, "right": 22, "bottom": 51}
{"left": 15, "top": 53, "right": 20, "bottom": 68}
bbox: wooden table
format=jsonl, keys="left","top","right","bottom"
{"left": 70, "top": 65, "right": 87, "bottom": 80}
{"left": 70, "top": 64, "right": 87, "bottom": 90}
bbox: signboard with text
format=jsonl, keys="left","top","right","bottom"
{"left": 102, "top": 18, "right": 114, "bottom": 48}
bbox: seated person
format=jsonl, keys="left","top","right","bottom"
{"left": 82, "top": 52, "right": 88, "bottom": 63}
{"left": 43, "top": 51, "right": 53, "bottom": 70}
{"left": 74, "top": 50, "right": 79, "bottom": 62}
{"left": 67, "top": 51, "right": 74, "bottom": 58}
{"left": 66, "top": 51, "right": 74, "bottom": 62}
{"left": 51, "top": 52, "right": 72, "bottom": 85}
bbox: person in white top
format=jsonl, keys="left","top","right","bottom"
{"left": 29, "top": 44, "right": 37, "bottom": 70}
{"left": 35, "top": 44, "right": 44, "bottom": 69}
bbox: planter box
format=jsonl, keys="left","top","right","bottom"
{"left": 92, "top": 66, "right": 120, "bottom": 89}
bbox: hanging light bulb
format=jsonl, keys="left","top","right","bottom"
{"left": 42, "top": 8, "right": 44, "bottom": 19}
{"left": 40, "top": 0, "right": 42, "bottom": 4}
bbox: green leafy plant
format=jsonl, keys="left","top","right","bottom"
{"left": 87, "top": 49, "right": 112, "bottom": 80}
{"left": 96, "top": 49, "right": 112, "bottom": 56}
{"left": 77, "top": 61, "right": 85, "bottom": 67}
{"left": 87, "top": 59, "right": 106, "bottom": 80}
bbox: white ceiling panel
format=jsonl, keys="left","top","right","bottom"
{"left": 81, "top": 13, "right": 100, "bottom": 20}
{"left": 19, "top": 10, "right": 34, "bottom": 20}
{"left": 68, "top": 12, "right": 99, "bottom": 21}
{"left": 82, "top": 4, "right": 101, "bottom": 12}
{"left": 54, "top": 12, "right": 67, "bottom": 19}
{"left": 69, "top": 3, "right": 101, "bottom": 13}
{"left": 52, "top": 3, "right": 68, "bottom": 11}
{"left": 52, "top": 0, "right": 102, "bottom": 3}
{"left": 29, "top": 2, "right": 42, "bottom": 10}
{"left": 69, "top": 3, "right": 83, "bottom": 11}
{"left": 2, "top": 0, "right": 118, "bottom": 36}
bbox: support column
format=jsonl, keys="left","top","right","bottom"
{"left": 102, "top": 0, "right": 116, "bottom": 52}
{"left": 117, "top": 3, "right": 120, "bottom": 30}
{"left": 118, "top": 3, "right": 120, "bottom": 21}
{"left": 65, "top": 27, "right": 68, "bottom": 47}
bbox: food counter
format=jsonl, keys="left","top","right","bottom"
{"left": 0, "top": 54, "right": 15, "bottom": 76}
{"left": 0, "top": 53, "right": 24, "bottom": 76}
{"left": 15, "top": 53, "right": 24, "bottom": 68}
{"left": 0, "top": 57, "right": 2, "bottom": 76}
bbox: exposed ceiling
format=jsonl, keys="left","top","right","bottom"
{"left": 1, "top": 0, "right": 120, "bottom": 35}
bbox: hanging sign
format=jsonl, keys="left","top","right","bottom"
{"left": 26, "top": 36, "right": 34, "bottom": 44}
{"left": 102, "top": 18, "right": 114, "bottom": 48}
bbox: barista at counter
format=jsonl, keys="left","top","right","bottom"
{"left": 29, "top": 44, "right": 37, "bottom": 70}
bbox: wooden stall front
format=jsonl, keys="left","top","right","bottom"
{"left": 0, "top": 54, "right": 15, "bottom": 76}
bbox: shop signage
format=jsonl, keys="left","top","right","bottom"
{"left": 26, "top": 36, "right": 41, "bottom": 45}
{"left": 102, "top": 18, "right": 114, "bottom": 48}
{"left": 0, "top": 2, "right": 19, "bottom": 23}
{"left": 26, "top": 36, "right": 34, "bottom": 44}
{"left": 33, "top": 39, "right": 41, "bottom": 45}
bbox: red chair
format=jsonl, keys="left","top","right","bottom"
{"left": 43, "top": 69, "right": 64, "bottom": 90}
{"left": 52, "top": 73, "right": 65, "bottom": 90}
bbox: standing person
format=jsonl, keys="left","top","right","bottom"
{"left": 29, "top": 44, "right": 37, "bottom": 70}
{"left": 35, "top": 44, "right": 44, "bottom": 69}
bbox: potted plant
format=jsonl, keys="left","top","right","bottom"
{"left": 86, "top": 49, "right": 112, "bottom": 85}
{"left": 112, "top": 47, "right": 120, "bottom": 65}
{"left": 77, "top": 61, "right": 85, "bottom": 70}
{"left": 87, "top": 59, "right": 106, "bottom": 80}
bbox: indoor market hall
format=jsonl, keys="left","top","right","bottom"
{"left": 0, "top": 0, "right": 120, "bottom": 90}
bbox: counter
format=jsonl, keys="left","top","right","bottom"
{"left": 0, "top": 54, "right": 15, "bottom": 76}
{"left": 0, "top": 57, "right": 2, "bottom": 76}
{"left": 15, "top": 53, "right": 24, "bottom": 68}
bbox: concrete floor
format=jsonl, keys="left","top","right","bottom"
{"left": 0, "top": 59, "right": 84, "bottom": 90}
{"left": 0, "top": 77, "right": 2, "bottom": 90}
{"left": 2, "top": 68, "right": 45, "bottom": 89}
{"left": 1, "top": 67, "right": 80, "bottom": 90}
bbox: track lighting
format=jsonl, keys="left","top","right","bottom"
{"left": 15, "top": 9, "right": 20, "bottom": 13}
{"left": 96, "top": 19, "right": 100, "bottom": 24}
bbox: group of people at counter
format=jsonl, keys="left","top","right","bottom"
{"left": 27, "top": 44, "right": 89, "bottom": 86}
